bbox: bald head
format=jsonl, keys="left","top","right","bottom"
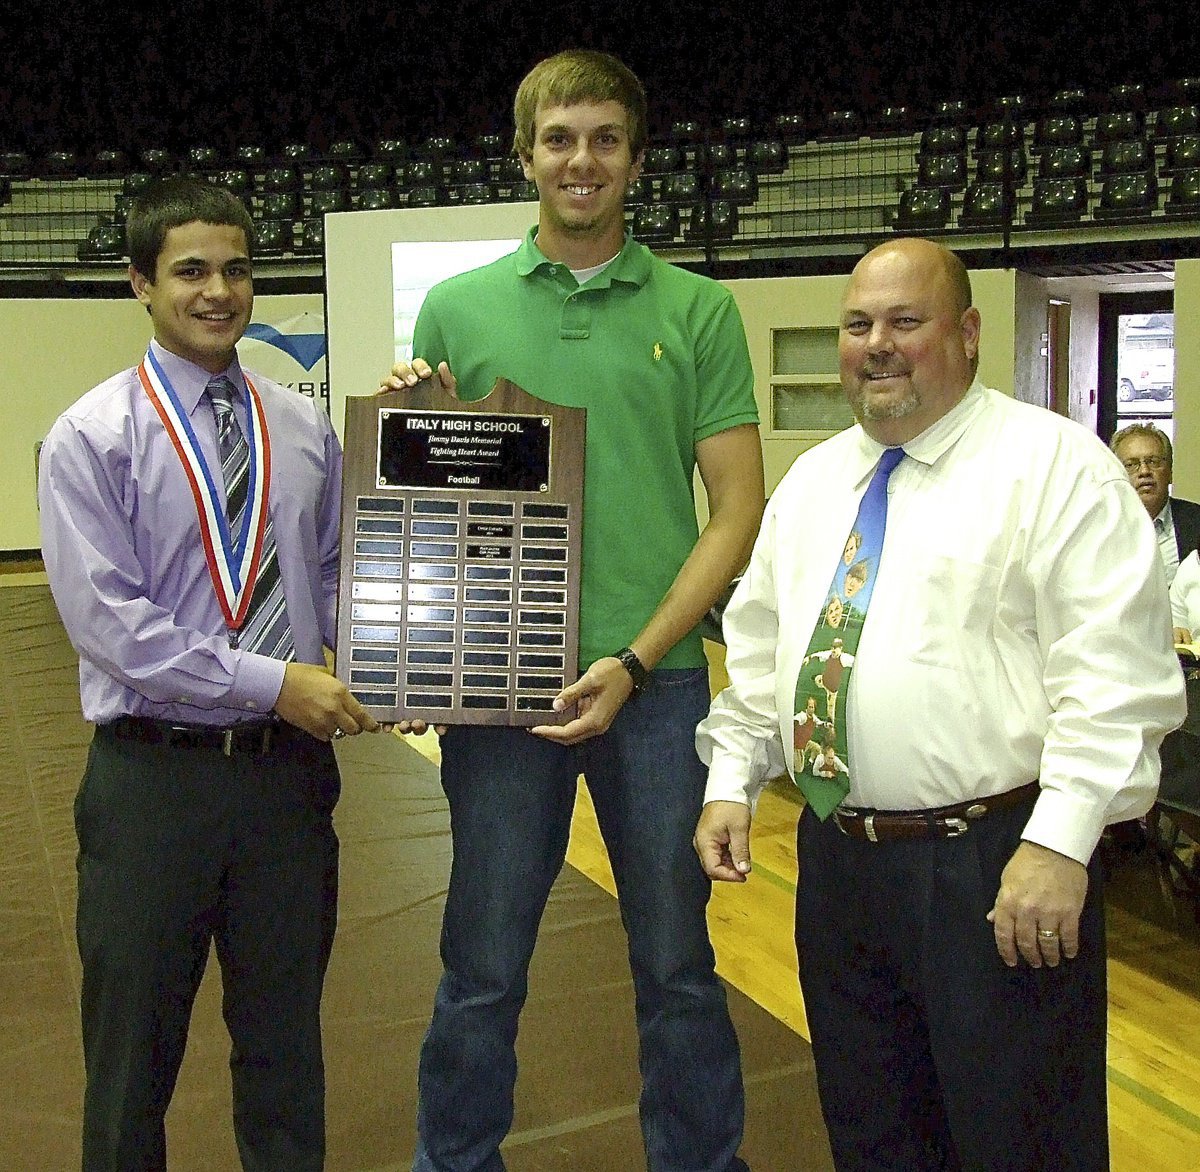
{"left": 851, "top": 238, "right": 973, "bottom": 315}
{"left": 838, "top": 238, "right": 982, "bottom": 445}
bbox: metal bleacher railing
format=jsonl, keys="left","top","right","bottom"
{"left": 5, "top": 82, "right": 1200, "bottom": 276}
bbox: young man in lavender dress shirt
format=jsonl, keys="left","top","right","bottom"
{"left": 38, "top": 177, "right": 377, "bottom": 1171}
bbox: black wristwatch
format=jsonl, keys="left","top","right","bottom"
{"left": 613, "top": 646, "right": 650, "bottom": 692}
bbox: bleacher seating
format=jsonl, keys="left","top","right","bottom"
{"left": 13, "top": 77, "right": 1200, "bottom": 268}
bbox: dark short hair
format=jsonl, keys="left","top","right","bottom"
{"left": 1111, "top": 422, "right": 1173, "bottom": 468}
{"left": 513, "top": 49, "right": 647, "bottom": 161}
{"left": 127, "top": 177, "right": 255, "bottom": 280}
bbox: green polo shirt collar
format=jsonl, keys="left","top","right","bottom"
{"left": 514, "top": 227, "right": 652, "bottom": 290}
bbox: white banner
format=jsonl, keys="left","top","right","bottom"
{"left": 240, "top": 299, "right": 329, "bottom": 415}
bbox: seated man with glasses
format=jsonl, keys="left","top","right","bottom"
{"left": 1111, "top": 423, "right": 1200, "bottom": 585}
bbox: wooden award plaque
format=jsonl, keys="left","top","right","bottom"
{"left": 336, "top": 378, "right": 586, "bottom": 726}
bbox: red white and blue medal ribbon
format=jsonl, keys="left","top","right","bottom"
{"left": 138, "top": 349, "right": 272, "bottom": 634}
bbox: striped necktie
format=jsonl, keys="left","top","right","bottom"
{"left": 206, "top": 376, "right": 294, "bottom": 660}
{"left": 792, "top": 446, "right": 905, "bottom": 818}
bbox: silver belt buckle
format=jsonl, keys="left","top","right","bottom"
{"left": 222, "top": 728, "right": 234, "bottom": 757}
{"left": 943, "top": 817, "right": 969, "bottom": 837}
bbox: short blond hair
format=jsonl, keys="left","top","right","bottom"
{"left": 513, "top": 49, "right": 647, "bottom": 161}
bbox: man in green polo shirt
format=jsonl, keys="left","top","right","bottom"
{"left": 386, "top": 49, "right": 763, "bottom": 1172}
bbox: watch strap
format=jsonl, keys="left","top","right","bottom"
{"left": 613, "top": 646, "right": 649, "bottom": 691}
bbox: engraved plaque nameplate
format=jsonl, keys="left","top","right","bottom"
{"left": 336, "top": 378, "right": 585, "bottom": 726}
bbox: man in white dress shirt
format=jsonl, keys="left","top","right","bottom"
{"left": 694, "top": 238, "right": 1185, "bottom": 1171}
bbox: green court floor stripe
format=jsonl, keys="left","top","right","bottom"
{"left": 748, "top": 860, "right": 798, "bottom": 896}
{"left": 1106, "top": 1065, "right": 1200, "bottom": 1134}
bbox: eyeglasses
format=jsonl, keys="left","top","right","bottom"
{"left": 1122, "top": 456, "right": 1168, "bottom": 472}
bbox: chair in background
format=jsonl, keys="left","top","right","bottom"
{"left": 1094, "top": 110, "right": 1146, "bottom": 144}
{"left": 1155, "top": 106, "right": 1200, "bottom": 139}
{"left": 660, "top": 171, "right": 702, "bottom": 204}
{"left": 309, "top": 163, "right": 349, "bottom": 192}
{"left": 139, "top": 148, "right": 173, "bottom": 173}
{"left": 212, "top": 169, "right": 253, "bottom": 202}
{"left": 821, "top": 110, "right": 862, "bottom": 140}
{"left": 185, "top": 146, "right": 220, "bottom": 171}
{"left": 41, "top": 150, "right": 79, "bottom": 179}
{"left": 894, "top": 187, "right": 951, "bottom": 230}
{"left": 876, "top": 106, "right": 914, "bottom": 136}
{"left": 406, "top": 185, "right": 442, "bottom": 208}
{"left": 456, "top": 183, "right": 495, "bottom": 205}
{"left": 122, "top": 171, "right": 155, "bottom": 198}
{"left": 400, "top": 160, "right": 443, "bottom": 190}
{"left": 1165, "top": 168, "right": 1200, "bottom": 216}
{"left": 87, "top": 149, "right": 129, "bottom": 178}
{"left": 1109, "top": 83, "right": 1147, "bottom": 111}
{"left": 503, "top": 180, "right": 538, "bottom": 202}
{"left": 1162, "top": 77, "right": 1200, "bottom": 104}
{"left": 1027, "top": 177, "right": 1089, "bottom": 223}
{"left": 631, "top": 203, "right": 680, "bottom": 243}
{"left": 449, "top": 158, "right": 488, "bottom": 187}
{"left": 670, "top": 120, "right": 705, "bottom": 148}
{"left": 720, "top": 116, "right": 754, "bottom": 143}
{"left": 0, "top": 150, "right": 31, "bottom": 178}
{"left": 932, "top": 99, "right": 972, "bottom": 125}
{"left": 496, "top": 156, "right": 526, "bottom": 184}
{"left": 1032, "top": 115, "right": 1083, "bottom": 153}
{"left": 309, "top": 189, "right": 351, "bottom": 216}
{"left": 975, "top": 121, "right": 1023, "bottom": 153}
{"left": 1165, "top": 135, "right": 1200, "bottom": 172}
{"left": 262, "top": 165, "right": 300, "bottom": 193}
{"left": 700, "top": 142, "right": 737, "bottom": 171}
{"left": 1099, "top": 139, "right": 1153, "bottom": 178}
{"left": 917, "top": 152, "right": 967, "bottom": 190}
{"left": 686, "top": 200, "right": 737, "bottom": 243}
{"left": 76, "top": 224, "right": 126, "bottom": 261}
{"left": 710, "top": 168, "right": 758, "bottom": 205}
{"left": 1047, "top": 88, "right": 1090, "bottom": 115}
{"left": 327, "top": 141, "right": 364, "bottom": 164}
{"left": 259, "top": 190, "right": 300, "bottom": 221}
{"left": 975, "top": 148, "right": 1028, "bottom": 187}
{"left": 993, "top": 94, "right": 1031, "bottom": 121}
{"left": 280, "top": 143, "right": 314, "bottom": 167}
{"left": 773, "top": 113, "right": 807, "bottom": 144}
{"left": 357, "top": 187, "right": 395, "bottom": 210}
{"left": 959, "top": 182, "right": 1010, "bottom": 227}
{"left": 1039, "top": 144, "right": 1092, "bottom": 180}
{"left": 233, "top": 145, "right": 267, "bottom": 170}
{"left": 254, "top": 220, "right": 291, "bottom": 256}
{"left": 374, "top": 139, "right": 409, "bottom": 164}
{"left": 355, "top": 162, "right": 394, "bottom": 191}
{"left": 296, "top": 219, "right": 324, "bottom": 256}
{"left": 475, "top": 133, "right": 506, "bottom": 160}
{"left": 1097, "top": 171, "right": 1158, "bottom": 217}
{"left": 745, "top": 139, "right": 787, "bottom": 174}
{"left": 919, "top": 126, "right": 966, "bottom": 156}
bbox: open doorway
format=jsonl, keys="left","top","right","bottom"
{"left": 1099, "top": 290, "right": 1175, "bottom": 446}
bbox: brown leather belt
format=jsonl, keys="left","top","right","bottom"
{"left": 832, "top": 780, "right": 1040, "bottom": 842}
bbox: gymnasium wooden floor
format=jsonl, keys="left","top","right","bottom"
{"left": 3, "top": 567, "right": 1199, "bottom": 1169}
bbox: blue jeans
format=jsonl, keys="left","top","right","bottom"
{"left": 413, "top": 668, "right": 747, "bottom": 1172}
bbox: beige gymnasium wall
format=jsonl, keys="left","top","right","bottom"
{"left": 1, "top": 294, "right": 320, "bottom": 552}
{"left": 8, "top": 265, "right": 1193, "bottom": 551}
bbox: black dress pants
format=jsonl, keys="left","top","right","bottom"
{"left": 75, "top": 724, "right": 340, "bottom": 1172}
{"left": 795, "top": 799, "right": 1108, "bottom": 1172}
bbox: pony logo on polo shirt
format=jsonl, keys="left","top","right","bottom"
{"left": 653, "top": 343, "right": 663, "bottom": 361}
